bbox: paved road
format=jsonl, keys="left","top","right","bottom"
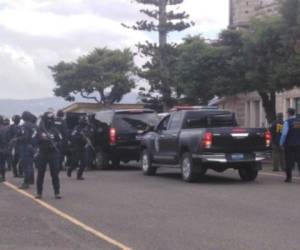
{"left": 1, "top": 165, "right": 300, "bottom": 250}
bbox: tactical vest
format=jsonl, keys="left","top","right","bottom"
{"left": 285, "top": 117, "right": 300, "bottom": 147}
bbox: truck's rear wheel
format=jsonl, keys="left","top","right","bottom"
{"left": 238, "top": 166, "right": 258, "bottom": 182}
{"left": 181, "top": 152, "right": 198, "bottom": 182}
{"left": 141, "top": 149, "right": 156, "bottom": 176}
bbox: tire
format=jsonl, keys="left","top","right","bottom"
{"left": 95, "top": 148, "right": 109, "bottom": 170}
{"left": 181, "top": 152, "right": 198, "bottom": 182}
{"left": 238, "top": 165, "right": 258, "bottom": 182}
{"left": 111, "top": 158, "right": 120, "bottom": 168}
{"left": 141, "top": 149, "right": 156, "bottom": 176}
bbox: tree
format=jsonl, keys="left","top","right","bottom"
{"left": 50, "top": 48, "right": 136, "bottom": 104}
{"left": 175, "top": 36, "right": 223, "bottom": 104}
{"left": 212, "top": 0, "right": 300, "bottom": 123}
{"left": 124, "top": 0, "right": 193, "bottom": 110}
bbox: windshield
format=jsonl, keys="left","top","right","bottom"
{"left": 114, "top": 112, "right": 159, "bottom": 132}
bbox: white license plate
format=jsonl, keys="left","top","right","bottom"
{"left": 231, "top": 153, "right": 244, "bottom": 160}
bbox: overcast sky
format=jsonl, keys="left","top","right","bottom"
{"left": 0, "top": 0, "right": 229, "bottom": 100}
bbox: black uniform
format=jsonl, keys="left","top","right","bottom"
{"left": 280, "top": 114, "right": 300, "bottom": 182}
{"left": 54, "top": 114, "right": 68, "bottom": 170}
{"left": 67, "top": 117, "right": 88, "bottom": 180}
{"left": 18, "top": 112, "right": 37, "bottom": 189}
{"left": 35, "top": 113, "right": 62, "bottom": 199}
{"left": 0, "top": 122, "right": 9, "bottom": 182}
{"left": 8, "top": 115, "right": 22, "bottom": 177}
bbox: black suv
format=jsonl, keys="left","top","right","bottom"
{"left": 94, "top": 109, "right": 159, "bottom": 169}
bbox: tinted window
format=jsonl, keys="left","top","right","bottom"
{"left": 95, "top": 110, "right": 114, "bottom": 125}
{"left": 114, "top": 112, "right": 159, "bottom": 133}
{"left": 185, "top": 111, "right": 237, "bottom": 128}
{"left": 157, "top": 116, "right": 170, "bottom": 132}
{"left": 169, "top": 112, "right": 182, "bottom": 130}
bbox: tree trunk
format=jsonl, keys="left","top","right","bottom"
{"left": 159, "top": 0, "right": 172, "bottom": 111}
{"left": 259, "top": 91, "right": 276, "bottom": 124}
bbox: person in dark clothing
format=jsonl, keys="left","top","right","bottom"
{"left": 270, "top": 113, "right": 285, "bottom": 171}
{"left": 35, "top": 112, "right": 62, "bottom": 199}
{"left": 85, "top": 113, "right": 97, "bottom": 170}
{"left": 280, "top": 108, "right": 300, "bottom": 183}
{"left": 0, "top": 116, "right": 9, "bottom": 182}
{"left": 2, "top": 118, "right": 11, "bottom": 172}
{"left": 8, "top": 115, "right": 22, "bottom": 177}
{"left": 67, "top": 116, "right": 88, "bottom": 180}
{"left": 55, "top": 110, "right": 69, "bottom": 171}
{"left": 17, "top": 111, "right": 37, "bottom": 189}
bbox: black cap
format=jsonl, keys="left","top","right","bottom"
{"left": 287, "top": 108, "right": 296, "bottom": 116}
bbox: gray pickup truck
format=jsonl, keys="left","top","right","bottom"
{"left": 140, "top": 107, "right": 271, "bottom": 182}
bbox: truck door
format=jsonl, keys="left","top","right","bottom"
{"left": 153, "top": 115, "right": 171, "bottom": 163}
{"left": 159, "top": 111, "right": 182, "bottom": 163}
{"left": 159, "top": 112, "right": 182, "bottom": 163}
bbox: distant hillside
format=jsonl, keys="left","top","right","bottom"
{"left": 0, "top": 92, "right": 140, "bottom": 117}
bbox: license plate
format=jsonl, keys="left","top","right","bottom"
{"left": 231, "top": 153, "right": 244, "bottom": 160}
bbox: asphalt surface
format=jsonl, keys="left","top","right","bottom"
{"left": 1, "top": 164, "right": 300, "bottom": 250}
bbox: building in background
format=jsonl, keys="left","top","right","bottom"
{"left": 229, "top": 0, "right": 280, "bottom": 28}
{"left": 219, "top": 0, "right": 300, "bottom": 127}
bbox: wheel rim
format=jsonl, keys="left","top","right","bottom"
{"left": 182, "top": 157, "right": 191, "bottom": 179}
{"left": 142, "top": 153, "right": 149, "bottom": 172}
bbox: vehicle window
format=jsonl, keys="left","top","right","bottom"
{"left": 114, "top": 112, "right": 159, "bottom": 133}
{"left": 157, "top": 116, "right": 170, "bottom": 133}
{"left": 95, "top": 110, "right": 114, "bottom": 125}
{"left": 168, "top": 112, "right": 182, "bottom": 130}
{"left": 184, "top": 111, "right": 237, "bottom": 128}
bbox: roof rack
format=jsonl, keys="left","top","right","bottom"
{"left": 170, "top": 106, "right": 218, "bottom": 112}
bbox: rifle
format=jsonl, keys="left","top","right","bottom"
{"left": 81, "top": 131, "right": 95, "bottom": 152}
{"left": 40, "top": 123, "right": 60, "bottom": 153}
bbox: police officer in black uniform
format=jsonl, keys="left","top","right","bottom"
{"left": 18, "top": 111, "right": 37, "bottom": 189}
{"left": 54, "top": 110, "right": 68, "bottom": 171}
{"left": 0, "top": 116, "right": 9, "bottom": 182}
{"left": 35, "top": 112, "right": 62, "bottom": 199}
{"left": 67, "top": 116, "right": 88, "bottom": 180}
{"left": 280, "top": 108, "right": 300, "bottom": 183}
{"left": 85, "top": 113, "right": 97, "bottom": 169}
{"left": 8, "top": 115, "right": 22, "bottom": 177}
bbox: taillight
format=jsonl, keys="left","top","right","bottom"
{"left": 202, "top": 132, "right": 213, "bottom": 149}
{"left": 110, "top": 128, "right": 117, "bottom": 145}
{"left": 265, "top": 130, "right": 272, "bottom": 147}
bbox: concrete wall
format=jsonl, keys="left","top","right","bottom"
{"left": 230, "top": 0, "right": 279, "bottom": 27}
{"left": 218, "top": 89, "right": 300, "bottom": 127}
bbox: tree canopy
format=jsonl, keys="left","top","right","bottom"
{"left": 50, "top": 48, "right": 136, "bottom": 104}
{"left": 124, "top": 0, "right": 193, "bottom": 110}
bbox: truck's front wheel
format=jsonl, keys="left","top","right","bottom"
{"left": 238, "top": 165, "right": 258, "bottom": 182}
{"left": 141, "top": 149, "right": 156, "bottom": 176}
{"left": 181, "top": 152, "right": 198, "bottom": 182}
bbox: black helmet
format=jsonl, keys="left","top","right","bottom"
{"left": 78, "top": 115, "right": 87, "bottom": 126}
{"left": 12, "top": 115, "right": 21, "bottom": 124}
{"left": 42, "top": 112, "right": 55, "bottom": 127}
{"left": 57, "top": 110, "right": 64, "bottom": 118}
{"left": 28, "top": 113, "right": 37, "bottom": 124}
{"left": 21, "top": 111, "right": 32, "bottom": 122}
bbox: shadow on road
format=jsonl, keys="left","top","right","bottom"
{"left": 155, "top": 172, "right": 244, "bottom": 185}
